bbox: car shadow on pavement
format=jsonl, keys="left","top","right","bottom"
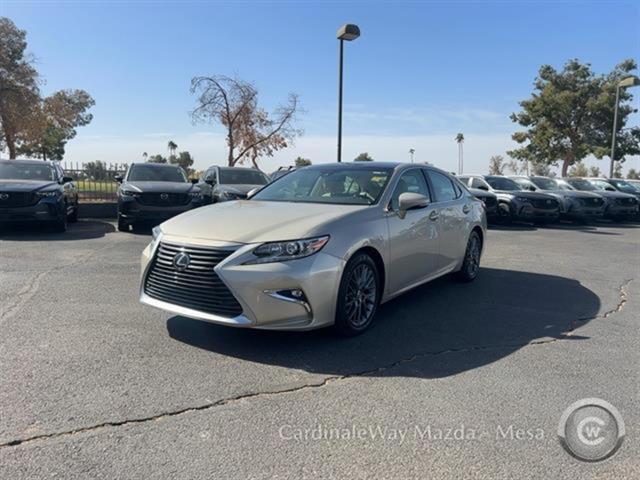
{"left": 167, "top": 267, "right": 599, "bottom": 379}
{"left": 0, "top": 219, "right": 115, "bottom": 241}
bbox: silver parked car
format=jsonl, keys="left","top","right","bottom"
{"left": 139, "top": 162, "right": 486, "bottom": 335}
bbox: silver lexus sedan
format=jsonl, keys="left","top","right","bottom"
{"left": 139, "top": 162, "right": 487, "bottom": 335}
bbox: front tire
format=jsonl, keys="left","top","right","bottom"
{"left": 117, "top": 213, "right": 129, "bottom": 232}
{"left": 334, "top": 253, "right": 380, "bottom": 336}
{"left": 454, "top": 231, "right": 482, "bottom": 282}
{"left": 68, "top": 203, "right": 79, "bottom": 223}
{"left": 52, "top": 211, "right": 67, "bottom": 233}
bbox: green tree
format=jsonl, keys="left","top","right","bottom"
{"left": 167, "top": 140, "right": 177, "bottom": 156}
{"left": 18, "top": 89, "right": 95, "bottom": 160}
{"left": 294, "top": 156, "right": 312, "bottom": 167}
{"left": 627, "top": 169, "right": 640, "bottom": 180}
{"left": 83, "top": 160, "right": 108, "bottom": 181}
{"left": 147, "top": 154, "right": 167, "bottom": 164}
{"left": 568, "top": 162, "right": 589, "bottom": 177}
{"left": 0, "top": 17, "right": 40, "bottom": 159}
{"left": 613, "top": 162, "right": 623, "bottom": 179}
{"left": 589, "top": 166, "right": 602, "bottom": 177}
{"left": 530, "top": 161, "right": 553, "bottom": 177}
{"left": 354, "top": 152, "right": 374, "bottom": 161}
{"left": 169, "top": 151, "right": 194, "bottom": 172}
{"left": 509, "top": 59, "right": 640, "bottom": 177}
{"left": 488, "top": 155, "right": 505, "bottom": 175}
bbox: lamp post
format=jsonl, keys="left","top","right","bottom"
{"left": 609, "top": 76, "right": 640, "bottom": 178}
{"left": 336, "top": 24, "right": 360, "bottom": 162}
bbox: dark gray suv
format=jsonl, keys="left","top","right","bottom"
{"left": 458, "top": 175, "right": 559, "bottom": 224}
{"left": 198, "top": 166, "right": 271, "bottom": 203}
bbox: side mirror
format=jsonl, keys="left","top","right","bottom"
{"left": 528, "top": 186, "right": 536, "bottom": 191}
{"left": 61, "top": 176, "right": 74, "bottom": 184}
{"left": 246, "top": 187, "right": 260, "bottom": 199}
{"left": 477, "top": 185, "right": 489, "bottom": 191}
{"left": 114, "top": 174, "right": 123, "bottom": 183}
{"left": 606, "top": 187, "right": 616, "bottom": 192}
{"left": 190, "top": 178, "right": 199, "bottom": 184}
{"left": 398, "top": 192, "right": 429, "bottom": 219}
{"left": 205, "top": 179, "right": 215, "bottom": 186}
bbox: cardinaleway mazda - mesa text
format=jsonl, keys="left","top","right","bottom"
{"left": 139, "top": 162, "right": 486, "bottom": 335}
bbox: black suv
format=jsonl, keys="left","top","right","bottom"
{"left": 199, "top": 166, "right": 271, "bottom": 202}
{"left": 115, "top": 163, "right": 205, "bottom": 232}
{"left": 0, "top": 159, "right": 78, "bottom": 232}
{"left": 458, "top": 175, "right": 560, "bottom": 224}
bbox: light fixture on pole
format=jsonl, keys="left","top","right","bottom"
{"left": 609, "top": 75, "right": 640, "bottom": 178}
{"left": 336, "top": 23, "right": 360, "bottom": 163}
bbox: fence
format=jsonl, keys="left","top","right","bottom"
{"left": 62, "top": 161, "right": 127, "bottom": 203}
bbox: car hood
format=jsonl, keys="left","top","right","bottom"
{"left": 468, "top": 188, "right": 496, "bottom": 198}
{"left": 537, "top": 189, "right": 602, "bottom": 198}
{"left": 160, "top": 200, "right": 366, "bottom": 244}
{"left": 218, "top": 184, "right": 264, "bottom": 195}
{"left": 493, "top": 190, "right": 555, "bottom": 200}
{"left": 123, "top": 181, "right": 195, "bottom": 193}
{"left": 591, "top": 190, "right": 636, "bottom": 199}
{"left": 0, "top": 180, "right": 60, "bottom": 192}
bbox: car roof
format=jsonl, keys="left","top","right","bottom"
{"left": 130, "top": 162, "right": 182, "bottom": 168}
{"left": 0, "top": 158, "right": 57, "bottom": 166}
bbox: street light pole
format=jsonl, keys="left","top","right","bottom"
{"left": 336, "top": 24, "right": 360, "bottom": 163}
{"left": 609, "top": 76, "right": 640, "bottom": 178}
{"left": 337, "top": 38, "right": 344, "bottom": 163}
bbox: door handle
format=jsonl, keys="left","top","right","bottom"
{"left": 462, "top": 204, "right": 471, "bottom": 214}
{"left": 429, "top": 210, "right": 439, "bottom": 221}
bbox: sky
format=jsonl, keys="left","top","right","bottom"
{"left": 2, "top": 0, "right": 639, "bottom": 175}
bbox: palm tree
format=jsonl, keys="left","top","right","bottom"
{"left": 167, "top": 141, "right": 178, "bottom": 157}
{"left": 409, "top": 148, "right": 415, "bottom": 164}
{"left": 142, "top": 152, "right": 148, "bottom": 162}
{"left": 455, "top": 133, "right": 464, "bottom": 174}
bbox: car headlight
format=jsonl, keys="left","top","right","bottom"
{"left": 221, "top": 190, "right": 242, "bottom": 199}
{"left": 244, "top": 235, "right": 330, "bottom": 265}
{"left": 120, "top": 189, "right": 141, "bottom": 197}
{"left": 36, "top": 190, "right": 61, "bottom": 198}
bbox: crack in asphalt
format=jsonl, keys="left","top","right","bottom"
{"left": 0, "top": 336, "right": 571, "bottom": 450}
{"left": 0, "top": 278, "right": 633, "bottom": 450}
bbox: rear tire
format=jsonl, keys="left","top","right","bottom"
{"left": 498, "top": 202, "right": 512, "bottom": 225}
{"left": 454, "top": 231, "right": 482, "bottom": 282}
{"left": 334, "top": 253, "right": 380, "bottom": 336}
{"left": 68, "top": 203, "right": 79, "bottom": 223}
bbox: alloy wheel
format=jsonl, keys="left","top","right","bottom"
{"left": 344, "top": 263, "right": 377, "bottom": 328}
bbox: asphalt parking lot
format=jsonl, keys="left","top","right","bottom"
{"left": 0, "top": 219, "right": 638, "bottom": 479}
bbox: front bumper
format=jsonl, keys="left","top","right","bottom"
{"left": 0, "top": 200, "right": 64, "bottom": 223}
{"left": 119, "top": 197, "right": 202, "bottom": 223}
{"left": 139, "top": 234, "right": 345, "bottom": 331}
{"left": 604, "top": 203, "right": 639, "bottom": 218}
{"left": 512, "top": 203, "right": 560, "bottom": 221}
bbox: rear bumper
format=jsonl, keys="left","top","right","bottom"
{"left": 0, "top": 201, "right": 64, "bottom": 223}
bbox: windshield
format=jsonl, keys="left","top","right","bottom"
{"left": 127, "top": 165, "right": 187, "bottom": 182}
{"left": 627, "top": 181, "right": 640, "bottom": 192}
{"left": 566, "top": 179, "right": 595, "bottom": 191}
{"left": 530, "top": 177, "right": 558, "bottom": 190}
{"left": 219, "top": 168, "right": 270, "bottom": 185}
{"left": 555, "top": 180, "right": 575, "bottom": 191}
{"left": 485, "top": 177, "right": 521, "bottom": 191}
{"left": 252, "top": 166, "right": 393, "bottom": 205}
{"left": 608, "top": 179, "right": 638, "bottom": 194}
{"left": 0, "top": 162, "right": 56, "bottom": 181}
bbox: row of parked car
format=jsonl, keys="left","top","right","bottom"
{"left": 1, "top": 158, "right": 639, "bottom": 233}
{"left": 457, "top": 174, "right": 640, "bottom": 224}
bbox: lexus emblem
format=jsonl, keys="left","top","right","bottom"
{"left": 172, "top": 252, "right": 191, "bottom": 271}
{"left": 160, "top": 193, "right": 169, "bottom": 200}
{"left": 0, "top": 193, "right": 8, "bottom": 200}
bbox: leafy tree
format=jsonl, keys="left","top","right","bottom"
{"left": 0, "top": 17, "right": 40, "bottom": 159}
{"left": 506, "top": 158, "right": 528, "bottom": 175}
{"left": 294, "top": 156, "right": 312, "bottom": 167}
{"left": 613, "top": 162, "right": 623, "bottom": 179}
{"left": 83, "top": 160, "right": 108, "bottom": 181}
{"left": 169, "top": 151, "right": 194, "bottom": 172}
{"left": 509, "top": 59, "right": 640, "bottom": 176}
{"left": 627, "top": 169, "right": 640, "bottom": 180}
{"left": 568, "top": 162, "right": 589, "bottom": 177}
{"left": 190, "top": 75, "right": 302, "bottom": 168}
{"left": 167, "top": 140, "right": 177, "bottom": 156}
{"left": 18, "top": 89, "right": 95, "bottom": 160}
{"left": 488, "top": 155, "right": 505, "bottom": 175}
{"left": 589, "top": 166, "right": 602, "bottom": 177}
{"left": 147, "top": 154, "right": 167, "bottom": 164}
{"left": 530, "top": 161, "right": 553, "bottom": 177}
{"left": 354, "top": 152, "right": 374, "bottom": 161}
